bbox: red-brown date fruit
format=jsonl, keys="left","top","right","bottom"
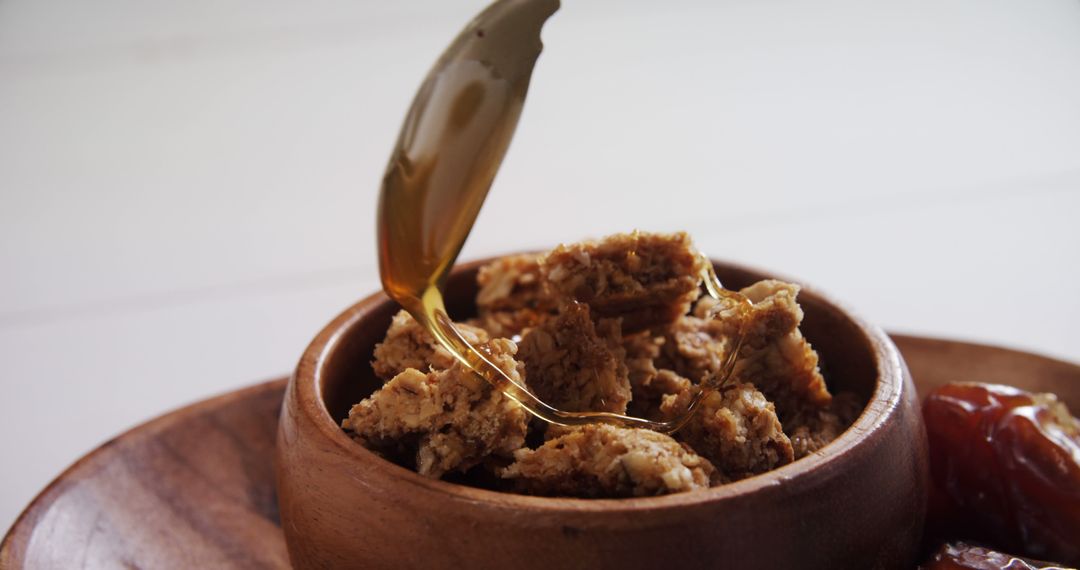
{"left": 923, "top": 383, "right": 1080, "bottom": 565}
{"left": 920, "top": 541, "right": 1072, "bottom": 570}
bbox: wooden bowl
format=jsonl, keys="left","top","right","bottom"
{"left": 275, "top": 258, "right": 929, "bottom": 570}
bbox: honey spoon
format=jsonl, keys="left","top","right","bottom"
{"left": 376, "top": 0, "right": 751, "bottom": 433}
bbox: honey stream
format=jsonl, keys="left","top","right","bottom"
{"left": 376, "top": 0, "right": 750, "bottom": 433}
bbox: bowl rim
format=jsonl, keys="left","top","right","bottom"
{"left": 290, "top": 255, "right": 906, "bottom": 513}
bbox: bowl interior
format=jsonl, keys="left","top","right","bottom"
{"left": 318, "top": 260, "right": 877, "bottom": 444}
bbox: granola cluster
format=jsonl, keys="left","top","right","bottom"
{"left": 344, "top": 231, "right": 861, "bottom": 498}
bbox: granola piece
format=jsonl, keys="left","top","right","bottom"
{"left": 470, "top": 310, "right": 548, "bottom": 341}
{"left": 371, "top": 310, "right": 489, "bottom": 381}
{"left": 344, "top": 338, "right": 529, "bottom": 478}
{"left": 661, "top": 382, "right": 794, "bottom": 482}
{"left": 621, "top": 331, "right": 689, "bottom": 419}
{"left": 541, "top": 231, "right": 706, "bottom": 333}
{"left": 785, "top": 391, "right": 862, "bottom": 459}
{"left": 659, "top": 280, "right": 832, "bottom": 420}
{"left": 517, "top": 302, "right": 631, "bottom": 414}
{"left": 642, "top": 370, "right": 693, "bottom": 408}
{"left": 654, "top": 310, "right": 729, "bottom": 383}
{"left": 501, "top": 424, "right": 716, "bottom": 497}
{"left": 623, "top": 330, "right": 663, "bottom": 391}
{"left": 474, "top": 254, "right": 555, "bottom": 338}
{"left": 477, "top": 254, "right": 549, "bottom": 312}
{"left": 729, "top": 280, "right": 832, "bottom": 418}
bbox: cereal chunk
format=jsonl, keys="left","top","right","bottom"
{"left": 659, "top": 280, "right": 831, "bottom": 419}
{"left": 474, "top": 254, "right": 555, "bottom": 338}
{"left": 477, "top": 254, "right": 550, "bottom": 312}
{"left": 541, "top": 231, "right": 706, "bottom": 333}
{"left": 622, "top": 331, "right": 691, "bottom": 419}
{"left": 661, "top": 383, "right": 794, "bottom": 482}
{"left": 470, "top": 311, "right": 540, "bottom": 341}
{"left": 345, "top": 338, "right": 528, "bottom": 478}
{"left": 785, "top": 391, "right": 862, "bottom": 459}
{"left": 517, "top": 302, "right": 631, "bottom": 414}
{"left": 638, "top": 370, "right": 693, "bottom": 413}
{"left": 371, "top": 310, "right": 489, "bottom": 381}
{"left": 654, "top": 310, "right": 729, "bottom": 384}
{"left": 501, "top": 424, "right": 716, "bottom": 497}
{"left": 623, "top": 331, "right": 663, "bottom": 390}
{"left": 729, "top": 280, "right": 832, "bottom": 418}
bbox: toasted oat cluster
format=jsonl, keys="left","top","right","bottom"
{"left": 474, "top": 254, "right": 554, "bottom": 339}
{"left": 660, "top": 383, "right": 794, "bottom": 481}
{"left": 785, "top": 391, "right": 863, "bottom": 459}
{"left": 344, "top": 336, "right": 529, "bottom": 478}
{"left": 371, "top": 309, "right": 490, "bottom": 381}
{"left": 344, "top": 231, "right": 861, "bottom": 497}
{"left": 501, "top": 424, "right": 715, "bottom": 497}
{"left": 542, "top": 231, "right": 707, "bottom": 333}
{"left": 517, "top": 302, "right": 631, "bottom": 414}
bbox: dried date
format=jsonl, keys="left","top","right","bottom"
{"left": 920, "top": 541, "right": 1072, "bottom": 570}
{"left": 923, "top": 383, "right": 1080, "bottom": 565}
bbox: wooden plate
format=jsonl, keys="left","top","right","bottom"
{"left": 2, "top": 336, "right": 1077, "bottom": 569}
{"left": 0, "top": 379, "right": 290, "bottom": 569}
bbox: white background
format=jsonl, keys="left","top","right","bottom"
{"left": 2, "top": 0, "right": 1079, "bottom": 532}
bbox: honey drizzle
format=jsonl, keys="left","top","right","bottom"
{"left": 376, "top": 0, "right": 751, "bottom": 434}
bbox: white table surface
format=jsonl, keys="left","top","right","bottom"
{"left": 2, "top": 0, "right": 1079, "bottom": 533}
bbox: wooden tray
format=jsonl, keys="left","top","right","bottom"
{"left": 2, "top": 335, "right": 1077, "bottom": 569}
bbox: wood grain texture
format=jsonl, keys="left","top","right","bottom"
{"left": 891, "top": 334, "right": 1080, "bottom": 406}
{"left": 0, "top": 379, "right": 289, "bottom": 570}
{"left": 2, "top": 338, "right": 1076, "bottom": 569}
{"left": 276, "top": 259, "right": 928, "bottom": 570}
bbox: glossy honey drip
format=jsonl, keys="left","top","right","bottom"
{"left": 377, "top": 0, "right": 751, "bottom": 433}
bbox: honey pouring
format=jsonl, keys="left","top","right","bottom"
{"left": 376, "top": 0, "right": 751, "bottom": 433}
